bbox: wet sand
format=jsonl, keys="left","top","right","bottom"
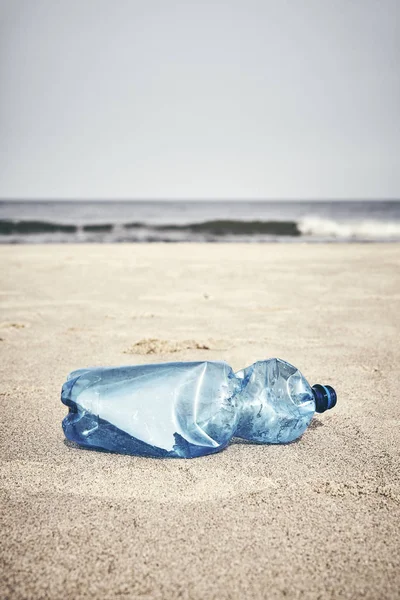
{"left": 0, "top": 243, "right": 399, "bottom": 599}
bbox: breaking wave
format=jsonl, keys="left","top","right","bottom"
{"left": 298, "top": 217, "right": 400, "bottom": 241}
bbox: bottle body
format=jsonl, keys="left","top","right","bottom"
{"left": 62, "top": 358, "right": 335, "bottom": 458}
{"left": 62, "top": 361, "right": 241, "bottom": 458}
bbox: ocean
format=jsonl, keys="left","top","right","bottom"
{"left": 1, "top": 200, "right": 400, "bottom": 243}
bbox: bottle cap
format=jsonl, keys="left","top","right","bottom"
{"left": 312, "top": 384, "right": 337, "bottom": 413}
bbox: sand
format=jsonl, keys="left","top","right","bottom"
{"left": 0, "top": 243, "right": 399, "bottom": 600}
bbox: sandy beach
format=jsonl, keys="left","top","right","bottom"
{"left": 0, "top": 243, "right": 399, "bottom": 599}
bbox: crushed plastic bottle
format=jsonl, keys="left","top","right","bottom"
{"left": 61, "top": 359, "right": 337, "bottom": 458}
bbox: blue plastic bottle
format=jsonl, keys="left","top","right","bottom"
{"left": 61, "top": 359, "right": 337, "bottom": 458}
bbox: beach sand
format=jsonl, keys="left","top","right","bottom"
{"left": 0, "top": 243, "right": 399, "bottom": 600}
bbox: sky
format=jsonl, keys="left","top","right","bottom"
{"left": 0, "top": 0, "right": 399, "bottom": 200}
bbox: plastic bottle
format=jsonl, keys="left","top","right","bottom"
{"left": 61, "top": 358, "right": 337, "bottom": 458}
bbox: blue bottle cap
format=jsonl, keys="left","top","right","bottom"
{"left": 312, "top": 384, "right": 337, "bottom": 413}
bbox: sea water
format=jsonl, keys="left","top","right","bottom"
{"left": 1, "top": 199, "right": 400, "bottom": 243}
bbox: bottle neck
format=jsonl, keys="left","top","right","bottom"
{"left": 312, "top": 384, "right": 337, "bottom": 413}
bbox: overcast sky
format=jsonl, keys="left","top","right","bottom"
{"left": 0, "top": 0, "right": 399, "bottom": 200}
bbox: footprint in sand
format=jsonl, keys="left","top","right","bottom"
{"left": 0, "top": 322, "right": 27, "bottom": 329}
{"left": 124, "top": 338, "right": 225, "bottom": 355}
{"left": 0, "top": 460, "right": 277, "bottom": 504}
{"left": 131, "top": 312, "right": 156, "bottom": 319}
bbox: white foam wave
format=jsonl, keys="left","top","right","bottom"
{"left": 298, "top": 217, "right": 400, "bottom": 241}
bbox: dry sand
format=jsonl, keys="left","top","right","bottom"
{"left": 0, "top": 243, "right": 399, "bottom": 600}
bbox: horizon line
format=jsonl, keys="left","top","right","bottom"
{"left": 1, "top": 198, "right": 400, "bottom": 203}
